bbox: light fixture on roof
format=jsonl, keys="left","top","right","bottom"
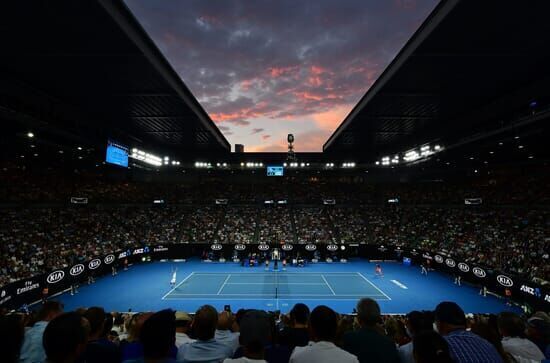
{"left": 514, "top": 136, "right": 520, "bottom": 140}
{"left": 518, "top": 145, "right": 524, "bottom": 149}
{"left": 77, "top": 146, "right": 82, "bottom": 151}
{"left": 27, "top": 132, "right": 34, "bottom": 138}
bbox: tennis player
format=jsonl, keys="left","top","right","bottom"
{"left": 375, "top": 264, "right": 383, "bottom": 278}
{"left": 170, "top": 267, "right": 177, "bottom": 288}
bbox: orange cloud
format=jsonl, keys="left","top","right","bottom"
{"left": 310, "top": 65, "right": 326, "bottom": 75}
{"left": 269, "top": 66, "right": 297, "bottom": 78}
{"left": 311, "top": 104, "right": 353, "bottom": 131}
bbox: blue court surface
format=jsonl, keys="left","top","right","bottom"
{"left": 57, "top": 259, "right": 519, "bottom": 315}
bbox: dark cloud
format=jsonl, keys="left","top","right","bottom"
{"left": 251, "top": 128, "right": 264, "bottom": 134}
{"left": 125, "top": 0, "right": 437, "bottom": 149}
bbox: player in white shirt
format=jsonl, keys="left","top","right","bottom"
{"left": 289, "top": 306, "right": 358, "bottom": 363}
{"left": 170, "top": 267, "right": 177, "bottom": 288}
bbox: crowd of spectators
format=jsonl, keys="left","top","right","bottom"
{"left": 293, "top": 208, "right": 335, "bottom": 244}
{"left": 2, "top": 298, "right": 549, "bottom": 363}
{"left": 1, "top": 167, "right": 550, "bottom": 205}
{"left": 258, "top": 206, "right": 295, "bottom": 244}
{"left": 1, "top": 203, "right": 549, "bottom": 286}
{"left": 216, "top": 207, "right": 257, "bottom": 244}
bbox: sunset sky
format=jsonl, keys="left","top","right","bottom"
{"left": 125, "top": 0, "right": 437, "bottom": 152}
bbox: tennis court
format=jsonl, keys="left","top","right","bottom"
{"left": 162, "top": 272, "right": 391, "bottom": 302}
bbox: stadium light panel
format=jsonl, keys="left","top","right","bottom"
{"left": 27, "top": 132, "right": 34, "bottom": 138}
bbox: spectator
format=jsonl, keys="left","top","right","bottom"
{"left": 290, "top": 305, "right": 358, "bottom": 363}
{"left": 177, "top": 305, "right": 233, "bottom": 363}
{"left": 434, "top": 301, "right": 503, "bottom": 363}
{"left": 398, "top": 311, "right": 433, "bottom": 363}
{"left": 525, "top": 316, "right": 550, "bottom": 360}
{"left": 278, "top": 304, "right": 310, "bottom": 350}
{"left": 19, "top": 301, "right": 63, "bottom": 363}
{"left": 83, "top": 307, "right": 121, "bottom": 363}
{"left": 0, "top": 313, "right": 25, "bottom": 363}
{"left": 175, "top": 312, "right": 195, "bottom": 347}
{"left": 412, "top": 330, "right": 454, "bottom": 363}
{"left": 498, "top": 312, "right": 545, "bottom": 361}
{"left": 470, "top": 318, "right": 514, "bottom": 363}
{"left": 215, "top": 311, "right": 239, "bottom": 354}
{"left": 224, "top": 310, "right": 271, "bottom": 363}
{"left": 121, "top": 312, "right": 154, "bottom": 361}
{"left": 42, "top": 312, "right": 90, "bottom": 363}
{"left": 342, "top": 298, "right": 399, "bottom": 363}
{"left": 123, "top": 309, "right": 177, "bottom": 363}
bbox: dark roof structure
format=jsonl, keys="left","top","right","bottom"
{"left": 0, "top": 0, "right": 230, "bottom": 158}
{"left": 323, "top": 0, "right": 550, "bottom": 163}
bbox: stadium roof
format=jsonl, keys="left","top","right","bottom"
{"left": 0, "top": 0, "right": 230, "bottom": 157}
{"left": 323, "top": 0, "right": 550, "bottom": 162}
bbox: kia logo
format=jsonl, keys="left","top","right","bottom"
{"left": 258, "top": 244, "right": 270, "bottom": 251}
{"left": 88, "top": 259, "right": 101, "bottom": 270}
{"left": 234, "top": 244, "right": 246, "bottom": 251}
{"left": 104, "top": 255, "right": 115, "bottom": 265}
{"left": 458, "top": 263, "right": 470, "bottom": 273}
{"left": 281, "top": 244, "right": 293, "bottom": 251}
{"left": 305, "top": 244, "right": 317, "bottom": 251}
{"left": 445, "top": 258, "right": 456, "bottom": 268}
{"left": 326, "top": 244, "right": 339, "bottom": 251}
{"left": 118, "top": 252, "right": 128, "bottom": 259}
{"left": 47, "top": 270, "right": 65, "bottom": 284}
{"left": 70, "top": 264, "right": 85, "bottom": 276}
{"left": 473, "top": 267, "right": 486, "bottom": 278}
{"left": 497, "top": 275, "right": 513, "bottom": 287}
{"left": 211, "top": 244, "right": 223, "bottom": 251}
{"left": 434, "top": 255, "right": 444, "bottom": 263}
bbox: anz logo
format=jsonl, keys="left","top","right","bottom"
{"left": 211, "top": 244, "right": 223, "bottom": 251}
{"left": 258, "top": 244, "right": 270, "bottom": 251}
{"left": 326, "top": 244, "right": 339, "bottom": 252}
{"left": 458, "top": 263, "right": 470, "bottom": 273}
{"left": 434, "top": 255, "right": 444, "bottom": 263}
{"left": 473, "top": 267, "right": 486, "bottom": 278}
{"left": 497, "top": 275, "right": 513, "bottom": 287}
{"left": 445, "top": 258, "right": 456, "bottom": 268}
{"left": 104, "top": 255, "right": 115, "bottom": 265}
{"left": 70, "top": 264, "right": 85, "bottom": 276}
{"left": 305, "top": 244, "right": 317, "bottom": 251}
{"left": 88, "top": 259, "right": 101, "bottom": 270}
{"left": 47, "top": 270, "right": 65, "bottom": 284}
{"left": 234, "top": 244, "right": 246, "bottom": 251}
{"left": 281, "top": 244, "right": 293, "bottom": 251}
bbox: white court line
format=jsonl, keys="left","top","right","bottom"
{"left": 162, "top": 272, "right": 195, "bottom": 300}
{"left": 356, "top": 272, "right": 392, "bottom": 300}
{"left": 163, "top": 297, "right": 390, "bottom": 301}
{"left": 225, "top": 282, "right": 327, "bottom": 285}
{"left": 321, "top": 274, "right": 336, "bottom": 295}
{"left": 168, "top": 293, "right": 386, "bottom": 297}
{"left": 191, "top": 272, "right": 360, "bottom": 275}
{"left": 217, "top": 274, "right": 231, "bottom": 295}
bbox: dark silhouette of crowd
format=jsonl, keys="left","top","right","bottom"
{"left": 1, "top": 299, "right": 549, "bottom": 363}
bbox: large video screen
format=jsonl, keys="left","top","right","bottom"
{"left": 105, "top": 141, "right": 128, "bottom": 168}
{"left": 267, "top": 166, "right": 284, "bottom": 176}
